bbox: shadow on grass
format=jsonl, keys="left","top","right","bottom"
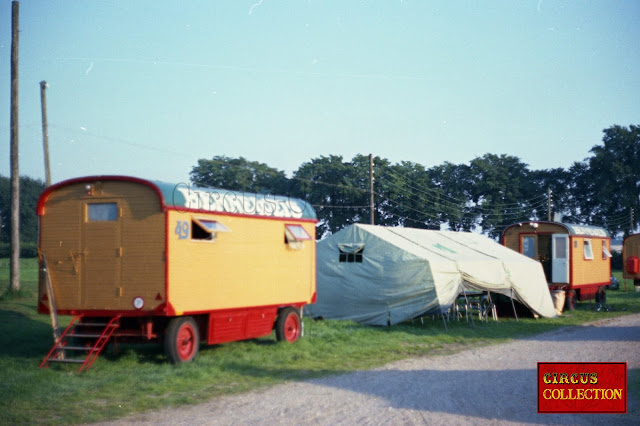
{"left": 99, "top": 336, "right": 279, "bottom": 367}
{"left": 100, "top": 342, "right": 167, "bottom": 365}
{"left": 0, "top": 308, "right": 53, "bottom": 357}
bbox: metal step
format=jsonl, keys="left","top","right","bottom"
{"left": 48, "top": 358, "right": 84, "bottom": 364}
{"left": 68, "top": 333, "right": 101, "bottom": 338}
{"left": 41, "top": 314, "right": 121, "bottom": 372}
{"left": 56, "top": 345, "right": 92, "bottom": 351}
{"left": 76, "top": 323, "right": 114, "bottom": 327}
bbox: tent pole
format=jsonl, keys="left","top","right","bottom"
{"left": 510, "top": 288, "right": 519, "bottom": 322}
{"left": 463, "top": 291, "right": 476, "bottom": 329}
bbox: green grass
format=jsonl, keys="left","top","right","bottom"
{"left": 1, "top": 260, "right": 639, "bottom": 424}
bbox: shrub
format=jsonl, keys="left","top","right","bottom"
{"left": 0, "top": 242, "right": 38, "bottom": 258}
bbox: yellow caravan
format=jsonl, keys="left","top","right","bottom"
{"left": 623, "top": 234, "right": 640, "bottom": 286}
{"left": 502, "top": 221, "right": 611, "bottom": 309}
{"left": 38, "top": 176, "right": 317, "bottom": 370}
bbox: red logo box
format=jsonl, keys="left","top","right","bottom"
{"left": 537, "top": 362, "right": 627, "bottom": 414}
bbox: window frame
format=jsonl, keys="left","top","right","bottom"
{"left": 87, "top": 202, "right": 119, "bottom": 222}
{"left": 284, "top": 224, "right": 312, "bottom": 241}
{"left": 583, "top": 239, "right": 594, "bottom": 260}
{"left": 522, "top": 236, "right": 536, "bottom": 259}
{"left": 191, "top": 218, "right": 230, "bottom": 241}
{"left": 284, "top": 224, "right": 312, "bottom": 250}
{"left": 338, "top": 244, "right": 364, "bottom": 263}
{"left": 602, "top": 241, "right": 612, "bottom": 259}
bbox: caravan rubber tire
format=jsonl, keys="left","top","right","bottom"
{"left": 565, "top": 290, "right": 577, "bottom": 311}
{"left": 275, "top": 308, "right": 301, "bottom": 343}
{"left": 165, "top": 317, "right": 199, "bottom": 364}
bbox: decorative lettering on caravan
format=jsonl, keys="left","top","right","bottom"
{"left": 173, "top": 186, "right": 304, "bottom": 218}
{"left": 569, "top": 225, "right": 609, "bottom": 237}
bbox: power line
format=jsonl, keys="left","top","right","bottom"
{"left": 380, "top": 168, "right": 548, "bottom": 209}
{"left": 379, "top": 172, "right": 549, "bottom": 217}
{"left": 312, "top": 205, "right": 369, "bottom": 209}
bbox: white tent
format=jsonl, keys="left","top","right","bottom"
{"left": 307, "top": 224, "right": 556, "bottom": 325}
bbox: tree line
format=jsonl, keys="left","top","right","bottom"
{"left": 1, "top": 124, "right": 638, "bottom": 251}
{"left": 191, "top": 124, "right": 639, "bottom": 239}
{"left": 0, "top": 175, "right": 44, "bottom": 257}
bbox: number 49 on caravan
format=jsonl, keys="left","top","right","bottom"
{"left": 175, "top": 220, "right": 189, "bottom": 239}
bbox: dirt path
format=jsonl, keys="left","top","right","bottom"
{"left": 102, "top": 314, "right": 640, "bottom": 425}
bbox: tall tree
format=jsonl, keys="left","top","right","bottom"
{"left": 427, "top": 162, "right": 476, "bottom": 231}
{"left": 577, "top": 124, "right": 640, "bottom": 235}
{"left": 467, "top": 154, "right": 538, "bottom": 239}
{"left": 529, "top": 168, "right": 572, "bottom": 221}
{"left": 0, "top": 175, "right": 45, "bottom": 244}
{"left": 190, "top": 156, "right": 290, "bottom": 194}
{"left": 377, "top": 161, "right": 442, "bottom": 229}
{"left": 292, "top": 155, "right": 370, "bottom": 238}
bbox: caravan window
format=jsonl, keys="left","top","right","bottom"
{"left": 553, "top": 236, "right": 567, "bottom": 259}
{"left": 284, "top": 224, "right": 312, "bottom": 250}
{"left": 285, "top": 224, "right": 312, "bottom": 241}
{"left": 583, "top": 239, "right": 594, "bottom": 260}
{"left": 338, "top": 244, "right": 364, "bottom": 263}
{"left": 87, "top": 203, "right": 118, "bottom": 222}
{"left": 602, "top": 241, "right": 612, "bottom": 259}
{"left": 522, "top": 236, "right": 536, "bottom": 259}
{"left": 191, "top": 218, "right": 230, "bottom": 241}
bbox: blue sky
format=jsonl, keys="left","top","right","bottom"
{"left": 1, "top": 0, "right": 638, "bottom": 185}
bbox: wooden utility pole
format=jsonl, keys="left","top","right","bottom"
{"left": 369, "top": 154, "right": 374, "bottom": 225}
{"left": 40, "top": 81, "right": 51, "bottom": 187}
{"left": 547, "top": 188, "right": 553, "bottom": 222}
{"left": 10, "top": 1, "right": 20, "bottom": 292}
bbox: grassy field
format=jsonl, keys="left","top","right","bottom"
{"left": 1, "top": 258, "right": 639, "bottom": 424}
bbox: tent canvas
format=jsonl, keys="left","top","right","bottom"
{"left": 307, "top": 224, "right": 556, "bottom": 325}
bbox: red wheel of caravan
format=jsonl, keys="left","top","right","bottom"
{"left": 275, "top": 308, "right": 301, "bottom": 343}
{"left": 165, "top": 317, "right": 199, "bottom": 364}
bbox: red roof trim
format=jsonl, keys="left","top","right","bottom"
{"left": 501, "top": 221, "right": 611, "bottom": 239}
{"left": 36, "top": 175, "right": 165, "bottom": 215}
{"left": 501, "top": 221, "right": 569, "bottom": 238}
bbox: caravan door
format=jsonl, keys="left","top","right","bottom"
{"left": 81, "top": 201, "right": 123, "bottom": 309}
{"left": 551, "top": 234, "right": 569, "bottom": 284}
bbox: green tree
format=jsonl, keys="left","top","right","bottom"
{"left": 576, "top": 124, "right": 640, "bottom": 235}
{"left": 190, "top": 156, "right": 290, "bottom": 194}
{"left": 467, "top": 154, "right": 538, "bottom": 239}
{"left": 0, "top": 175, "right": 45, "bottom": 253}
{"left": 529, "top": 168, "right": 571, "bottom": 221}
{"left": 377, "top": 161, "right": 443, "bottom": 229}
{"left": 292, "top": 155, "right": 370, "bottom": 238}
{"left": 427, "top": 162, "right": 476, "bottom": 231}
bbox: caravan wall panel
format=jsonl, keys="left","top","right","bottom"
{"left": 166, "top": 210, "right": 316, "bottom": 314}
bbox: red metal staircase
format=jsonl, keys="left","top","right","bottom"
{"left": 40, "top": 252, "right": 121, "bottom": 372}
{"left": 40, "top": 316, "right": 120, "bottom": 372}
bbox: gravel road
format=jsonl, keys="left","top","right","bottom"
{"left": 103, "top": 314, "right": 640, "bottom": 425}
